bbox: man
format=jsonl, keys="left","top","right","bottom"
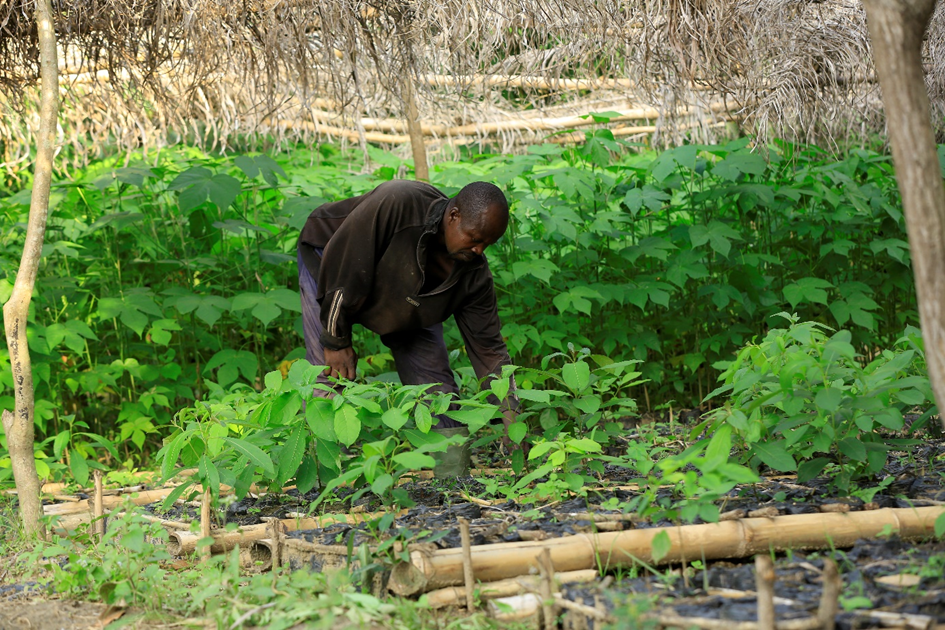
{"left": 296, "top": 179, "right": 516, "bottom": 430}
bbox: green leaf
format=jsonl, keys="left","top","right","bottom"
{"left": 573, "top": 395, "right": 601, "bottom": 414}
{"left": 296, "top": 454, "right": 319, "bottom": 494}
{"left": 935, "top": 512, "right": 945, "bottom": 538}
{"left": 277, "top": 424, "right": 307, "bottom": 485}
{"left": 69, "top": 449, "right": 89, "bottom": 487}
{"left": 171, "top": 167, "right": 242, "bottom": 212}
{"left": 814, "top": 387, "right": 843, "bottom": 413}
{"left": 783, "top": 278, "right": 833, "bottom": 309}
{"left": 161, "top": 432, "right": 188, "bottom": 482}
{"left": 222, "top": 437, "right": 275, "bottom": 478}
{"left": 393, "top": 451, "right": 437, "bottom": 470}
{"left": 751, "top": 441, "right": 797, "bottom": 472}
{"left": 797, "top": 457, "right": 830, "bottom": 483}
{"left": 382, "top": 407, "right": 409, "bottom": 431}
{"left": 562, "top": 361, "right": 591, "bottom": 394}
{"left": 306, "top": 399, "right": 337, "bottom": 442}
{"left": 198, "top": 455, "right": 220, "bottom": 498}
{"left": 265, "top": 370, "right": 284, "bottom": 393}
{"left": 650, "top": 530, "right": 672, "bottom": 563}
{"left": 508, "top": 422, "right": 528, "bottom": 445}
{"left": 838, "top": 437, "right": 867, "bottom": 462}
{"left": 334, "top": 406, "right": 361, "bottom": 448}
{"left": 371, "top": 473, "right": 394, "bottom": 497}
{"left": 252, "top": 300, "right": 282, "bottom": 327}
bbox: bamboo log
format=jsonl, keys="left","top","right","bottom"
{"left": 43, "top": 487, "right": 178, "bottom": 518}
{"left": 424, "top": 569, "right": 598, "bottom": 609}
{"left": 420, "top": 73, "right": 638, "bottom": 91}
{"left": 489, "top": 593, "right": 542, "bottom": 625}
{"left": 200, "top": 487, "right": 211, "bottom": 562}
{"left": 165, "top": 510, "right": 402, "bottom": 556}
{"left": 387, "top": 506, "right": 944, "bottom": 596}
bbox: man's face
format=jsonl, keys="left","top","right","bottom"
{"left": 443, "top": 203, "right": 507, "bottom": 262}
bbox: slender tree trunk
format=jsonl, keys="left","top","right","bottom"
{"left": 863, "top": 0, "right": 945, "bottom": 430}
{"left": 2, "top": 0, "right": 59, "bottom": 538}
{"left": 403, "top": 71, "right": 429, "bottom": 181}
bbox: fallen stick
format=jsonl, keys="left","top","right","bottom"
{"left": 424, "top": 569, "right": 598, "bottom": 609}
{"left": 387, "top": 506, "right": 944, "bottom": 596}
{"left": 93, "top": 471, "right": 104, "bottom": 539}
{"left": 459, "top": 518, "right": 475, "bottom": 613}
{"left": 756, "top": 555, "right": 776, "bottom": 630}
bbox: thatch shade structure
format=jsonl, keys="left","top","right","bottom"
{"left": 4, "top": 0, "right": 945, "bottom": 170}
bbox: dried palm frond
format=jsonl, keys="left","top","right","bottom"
{"left": 0, "top": 0, "right": 938, "bottom": 174}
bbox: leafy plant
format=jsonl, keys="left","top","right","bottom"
{"left": 698, "top": 314, "right": 933, "bottom": 491}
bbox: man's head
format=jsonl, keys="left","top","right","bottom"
{"left": 441, "top": 182, "right": 510, "bottom": 262}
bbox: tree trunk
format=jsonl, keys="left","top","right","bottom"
{"left": 862, "top": 0, "right": 945, "bottom": 430}
{"left": 2, "top": 0, "right": 59, "bottom": 538}
{"left": 403, "top": 72, "right": 429, "bottom": 181}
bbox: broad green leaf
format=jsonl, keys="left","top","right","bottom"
{"left": 265, "top": 370, "right": 284, "bottom": 392}
{"left": 223, "top": 437, "right": 275, "bottom": 477}
{"left": 838, "top": 437, "right": 867, "bottom": 462}
{"left": 334, "top": 406, "right": 361, "bottom": 447}
{"left": 296, "top": 454, "right": 319, "bottom": 494}
{"left": 277, "top": 424, "right": 307, "bottom": 485}
{"left": 171, "top": 167, "right": 242, "bottom": 212}
{"left": 508, "top": 422, "right": 528, "bottom": 444}
{"left": 562, "top": 361, "right": 591, "bottom": 394}
{"left": 382, "top": 407, "right": 409, "bottom": 431}
{"left": 650, "top": 530, "right": 672, "bottom": 562}
{"left": 69, "top": 449, "right": 89, "bottom": 487}
{"left": 814, "top": 387, "right": 843, "bottom": 413}
{"left": 392, "top": 451, "right": 436, "bottom": 470}
{"left": 574, "top": 396, "right": 601, "bottom": 414}
{"left": 751, "top": 441, "right": 797, "bottom": 472}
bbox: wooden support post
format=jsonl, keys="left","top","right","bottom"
{"left": 200, "top": 487, "right": 211, "bottom": 563}
{"left": 459, "top": 517, "right": 476, "bottom": 612}
{"left": 539, "top": 549, "right": 556, "bottom": 630}
{"left": 92, "top": 470, "right": 104, "bottom": 539}
{"left": 755, "top": 555, "right": 776, "bottom": 630}
{"left": 817, "top": 559, "right": 840, "bottom": 630}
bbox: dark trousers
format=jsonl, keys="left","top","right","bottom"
{"left": 298, "top": 249, "right": 460, "bottom": 427}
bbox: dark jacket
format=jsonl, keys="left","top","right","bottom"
{"left": 297, "top": 180, "right": 513, "bottom": 380}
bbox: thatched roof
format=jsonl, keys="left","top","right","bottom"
{"left": 0, "top": 0, "right": 931, "bottom": 171}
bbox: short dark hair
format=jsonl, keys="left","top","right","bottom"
{"left": 454, "top": 182, "right": 509, "bottom": 224}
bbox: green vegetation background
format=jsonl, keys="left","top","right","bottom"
{"left": 0, "top": 131, "right": 929, "bottom": 482}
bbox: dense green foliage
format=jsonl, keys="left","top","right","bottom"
{"left": 0, "top": 133, "right": 928, "bottom": 482}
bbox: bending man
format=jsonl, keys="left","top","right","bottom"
{"left": 296, "top": 179, "right": 516, "bottom": 429}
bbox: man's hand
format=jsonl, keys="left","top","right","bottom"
{"left": 324, "top": 347, "right": 358, "bottom": 381}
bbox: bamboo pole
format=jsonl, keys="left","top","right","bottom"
{"left": 818, "top": 559, "right": 840, "bottom": 630}
{"left": 459, "top": 517, "right": 475, "bottom": 612}
{"left": 424, "top": 570, "right": 598, "bottom": 609}
{"left": 387, "top": 506, "right": 944, "bottom": 596}
{"left": 165, "top": 510, "right": 402, "bottom": 556}
{"left": 420, "top": 73, "right": 638, "bottom": 91}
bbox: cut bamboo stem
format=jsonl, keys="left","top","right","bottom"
{"left": 424, "top": 569, "right": 598, "bottom": 609}
{"left": 92, "top": 470, "right": 104, "bottom": 539}
{"left": 387, "top": 506, "right": 944, "bottom": 596}
{"left": 756, "top": 555, "right": 776, "bottom": 630}
{"left": 244, "top": 538, "right": 274, "bottom": 572}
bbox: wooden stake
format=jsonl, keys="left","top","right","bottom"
{"left": 459, "top": 517, "right": 476, "bottom": 612}
{"left": 538, "top": 549, "right": 556, "bottom": 630}
{"left": 267, "top": 518, "right": 283, "bottom": 571}
{"left": 755, "top": 555, "right": 776, "bottom": 630}
{"left": 200, "top": 487, "right": 211, "bottom": 563}
{"left": 92, "top": 470, "right": 104, "bottom": 539}
{"left": 817, "top": 559, "right": 840, "bottom": 630}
